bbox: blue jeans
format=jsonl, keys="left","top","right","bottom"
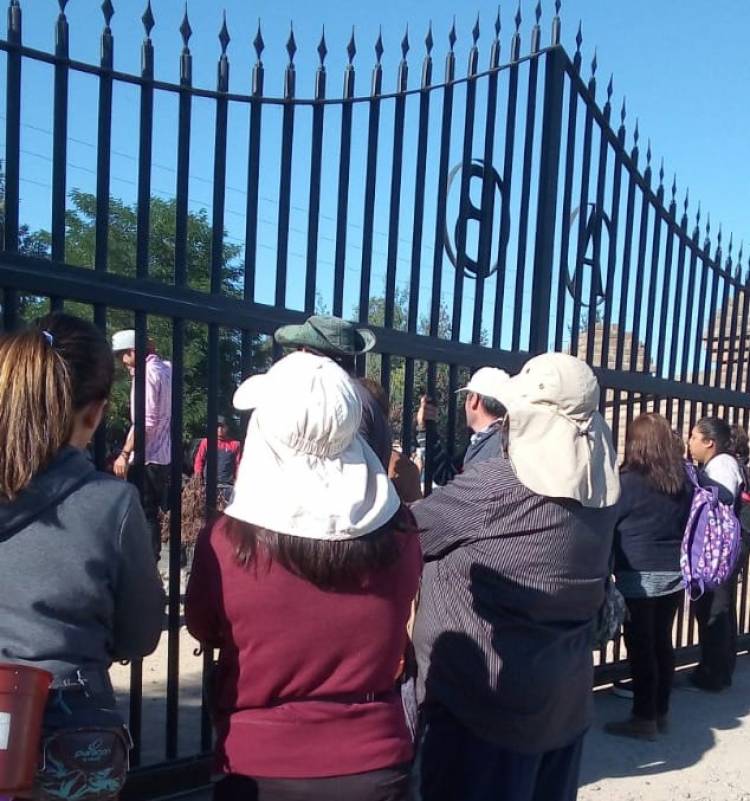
{"left": 419, "top": 704, "right": 584, "bottom": 801}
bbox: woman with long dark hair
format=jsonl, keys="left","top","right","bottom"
{"left": 605, "top": 413, "right": 691, "bottom": 740}
{"left": 185, "top": 352, "right": 421, "bottom": 801}
{"left": 0, "top": 313, "right": 165, "bottom": 799}
{"left": 687, "top": 416, "right": 744, "bottom": 691}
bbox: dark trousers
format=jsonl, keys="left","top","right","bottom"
{"left": 213, "top": 765, "right": 410, "bottom": 801}
{"left": 128, "top": 463, "right": 170, "bottom": 560}
{"left": 419, "top": 704, "right": 584, "bottom": 801}
{"left": 622, "top": 592, "right": 682, "bottom": 719}
{"left": 693, "top": 575, "right": 738, "bottom": 689}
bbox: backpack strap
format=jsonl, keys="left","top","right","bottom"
{"left": 684, "top": 460, "right": 701, "bottom": 490}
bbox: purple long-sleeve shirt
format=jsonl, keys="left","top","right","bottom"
{"left": 130, "top": 354, "right": 172, "bottom": 465}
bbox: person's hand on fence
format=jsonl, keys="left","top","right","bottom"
{"left": 417, "top": 395, "right": 438, "bottom": 431}
{"left": 114, "top": 453, "right": 129, "bottom": 479}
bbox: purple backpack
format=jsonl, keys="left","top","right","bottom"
{"left": 681, "top": 461, "right": 743, "bottom": 599}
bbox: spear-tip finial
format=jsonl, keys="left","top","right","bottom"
{"left": 738, "top": 240, "right": 744, "bottom": 264}
{"left": 374, "top": 27, "right": 383, "bottom": 64}
{"left": 253, "top": 20, "right": 264, "bottom": 61}
{"left": 515, "top": 2, "right": 522, "bottom": 32}
{"left": 318, "top": 26, "right": 328, "bottom": 66}
{"left": 575, "top": 21, "right": 582, "bottom": 52}
{"left": 620, "top": 97, "right": 626, "bottom": 125}
{"left": 472, "top": 14, "right": 480, "bottom": 46}
{"left": 495, "top": 6, "right": 501, "bottom": 38}
{"left": 659, "top": 158, "right": 665, "bottom": 185}
{"left": 606, "top": 74, "right": 613, "bottom": 102}
{"left": 285, "top": 23, "right": 297, "bottom": 63}
{"left": 58, "top": 0, "right": 69, "bottom": 13}
{"left": 142, "top": 0, "right": 155, "bottom": 37}
{"left": 347, "top": 26, "right": 357, "bottom": 64}
{"left": 633, "top": 118, "right": 640, "bottom": 146}
{"left": 219, "top": 11, "right": 230, "bottom": 55}
{"left": 535, "top": 0, "right": 542, "bottom": 25}
{"left": 590, "top": 49, "right": 598, "bottom": 77}
{"left": 425, "top": 21, "right": 434, "bottom": 54}
{"left": 646, "top": 138, "right": 652, "bottom": 166}
{"left": 555, "top": 0, "right": 561, "bottom": 15}
{"left": 683, "top": 187, "right": 689, "bottom": 215}
{"left": 401, "top": 25, "right": 410, "bottom": 59}
{"left": 671, "top": 173, "right": 677, "bottom": 201}
{"left": 449, "top": 17, "right": 457, "bottom": 51}
{"left": 179, "top": 4, "right": 192, "bottom": 48}
{"left": 101, "top": 0, "right": 114, "bottom": 27}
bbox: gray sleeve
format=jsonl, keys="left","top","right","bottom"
{"left": 112, "top": 492, "right": 166, "bottom": 660}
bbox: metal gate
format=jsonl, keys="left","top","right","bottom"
{"left": 1, "top": 1, "right": 748, "bottom": 795}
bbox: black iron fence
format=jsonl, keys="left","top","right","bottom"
{"left": 1, "top": 1, "right": 749, "bottom": 795}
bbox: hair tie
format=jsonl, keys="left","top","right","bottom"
{"left": 41, "top": 330, "right": 55, "bottom": 347}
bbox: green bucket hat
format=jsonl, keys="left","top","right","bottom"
{"left": 274, "top": 315, "right": 376, "bottom": 356}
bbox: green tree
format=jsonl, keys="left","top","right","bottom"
{"left": 12, "top": 189, "right": 269, "bottom": 442}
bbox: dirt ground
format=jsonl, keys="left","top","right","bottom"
{"left": 111, "top": 620, "right": 750, "bottom": 800}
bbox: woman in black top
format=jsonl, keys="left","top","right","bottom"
{"left": 605, "top": 413, "right": 691, "bottom": 740}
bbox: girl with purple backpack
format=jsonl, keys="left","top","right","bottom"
{"left": 687, "top": 417, "right": 744, "bottom": 691}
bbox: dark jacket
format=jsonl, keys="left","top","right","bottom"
{"left": 412, "top": 456, "right": 616, "bottom": 753}
{"left": 463, "top": 422, "right": 505, "bottom": 467}
{"left": 356, "top": 380, "right": 392, "bottom": 469}
{"left": 0, "top": 448, "right": 165, "bottom": 686}
{"left": 612, "top": 470, "right": 692, "bottom": 575}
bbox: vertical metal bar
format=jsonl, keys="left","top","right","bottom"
{"left": 129, "top": 316, "right": 148, "bottom": 767}
{"left": 668, "top": 201, "right": 690, "bottom": 382}
{"left": 243, "top": 41, "right": 264, "bottom": 306}
{"left": 136, "top": 30, "right": 154, "bottom": 281}
{"left": 472, "top": 33, "right": 501, "bottom": 345}
{"left": 691, "top": 256, "right": 709, "bottom": 385}
{"left": 628, "top": 173, "right": 652, "bottom": 373}
{"left": 275, "top": 47, "right": 295, "bottom": 309}
{"left": 570, "top": 76, "right": 597, "bottom": 355}
{"left": 94, "top": 11, "right": 114, "bottom": 330}
{"left": 492, "top": 28, "right": 521, "bottom": 348}
{"left": 3, "top": 2, "right": 22, "bottom": 270}
{"left": 402, "top": 49, "right": 432, "bottom": 453}
{"left": 654, "top": 200, "right": 676, "bottom": 382}
{"left": 164, "top": 21, "right": 193, "bottom": 762}
{"left": 529, "top": 46, "right": 565, "bottom": 354}
{"left": 614, "top": 143, "right": 640, "bottom": 373}
{"left": 553, "top": 64, "right": 580, "bottom": 352}
{"left": 425, "top": 43, "right": 456, "bottom": 495}
{"left": 703, "top": 263, "right": 721, "bottom": 390}
{"left": 381, "top": 53, "right": 409, "bottom": 396}
{"left": 712, "top": 263, "right": 731, "bottom": 393}
{"left": 598, "top": 103, "right": 627, "bottom": 370}
{"left": 305, "top": 46, "right": 326, "bottom": 313}
{"left": 450, "top": 40, "right": 479, "bottom": 348}
{"left": 584, "top": 92, "right": 611, "bottom": 363}
{"left": 51, "top": 7, "right": 69, "bottom": 265}
{"left": 511, "top": 40, "right": 541, "bottom": 351}
{"left": 723, "top": 264, "right": 741, "bottom": 405}
{"left": 357, "top": 57, "right": 382, "bottom": 327}
{"left": 333, "top": 44, "right": 356, "bottom": 317}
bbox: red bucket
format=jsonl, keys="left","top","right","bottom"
{"left": 0, "top": 663, "right": 52, "bottom": 795}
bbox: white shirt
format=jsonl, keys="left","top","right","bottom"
{"left": 701, "top": 454, "right": 745, "bottom": 504}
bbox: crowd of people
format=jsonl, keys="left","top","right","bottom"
{"left": 0, "top": 310, "right": 748, "bottom": 801}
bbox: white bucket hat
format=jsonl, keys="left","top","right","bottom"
{"left": 457, "top": 367, "right": 511, "bottom": 401}
{"left": 111, "top": 329, "right": 136, "bottom": 354}
{"left": 225, "top": 351, "right": 400, "bottom": 540}
{"left": 495, "top": 353, "right": 620, "bottom": 508}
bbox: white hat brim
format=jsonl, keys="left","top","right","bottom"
{"left": 504, "top": 402, "right": 620, "bottom": 508}
{"left": 225, "top": 417, "right": 400, "bottom": 540}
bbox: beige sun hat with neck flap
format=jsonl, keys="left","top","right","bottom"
{"left": 495, "top": 352, "right": 620, "bottom": 508}
{"left": 226, "top": 351, "right": 400, "bottom": 540}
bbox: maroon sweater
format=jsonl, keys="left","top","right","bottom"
{"left": 185, "top": 513, "right": 422, "bottom": 779}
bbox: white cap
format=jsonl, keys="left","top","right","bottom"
{"left": 457, "top": 367, "right": 511, "bottom": 402}
{"left": 112, "top": 329, "right": 136, "bottom": 353}
{"left": 226, "top": 352, "right": 400, "bottom": 541}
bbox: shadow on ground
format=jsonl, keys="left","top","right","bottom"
{"left": 580, "top": 656, "right": 750, "bottom": 788}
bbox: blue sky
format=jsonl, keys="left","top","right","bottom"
{"left": 3, "top": 0, "right": 749, "bottom": 355}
